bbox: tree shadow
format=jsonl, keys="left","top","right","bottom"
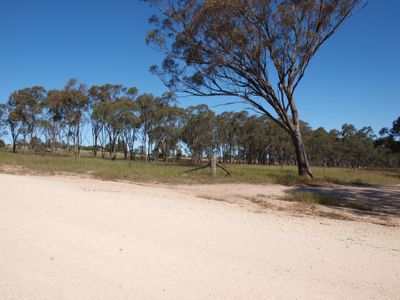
{"left": 292, "top": 185, "right": 400, "bottom": 217}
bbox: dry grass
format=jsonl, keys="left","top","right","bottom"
{"left": 0, "top": 151, "right": 399, "bottom": 186}
{"left": 283, "top": 191, "right": 340, "bottom": 206}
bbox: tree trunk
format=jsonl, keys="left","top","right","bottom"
{"left": 93, "top": 136, "right": 98, "bottom": 157}
{"left": 109, "top": 136, "right": 113, "bottom": 158}
{"left": 285, "top": 93, "right": 313, "bottom": 178}
{"left": 162, "top": 141, "right": 168, "bottom": 162}
{"left": 122, "top": 140, "right": 127, "bottom": 160}
{"left": 290, "top": 126, "right": 313, "bottom": 178}
{"left": 143, "top": 135, "right": 148, "bottom": 162}
{"left": 111, "top": 142, "right": 117, "bottom": 160}
{"left": 75, "top": 125, "right": 80, "bottom": 159}
{"left": 93, "top": 127, "right": 99, "bottom": 157}
{"left": 51, "top": 121, "right": 56, "bottom": 154}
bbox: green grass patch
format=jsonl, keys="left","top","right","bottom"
{"left": 0, "top": 151, "right": 399, "bottom": 186}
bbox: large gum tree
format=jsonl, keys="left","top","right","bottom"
{"left": 144, "top": 0, "right": 364, "bottom": 177}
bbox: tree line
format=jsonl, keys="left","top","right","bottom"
{"left": 0, "top": 80, "right": 399, "bottom": 168}
{"left": 0, "top": 1, "right": 372, "bottom": 177}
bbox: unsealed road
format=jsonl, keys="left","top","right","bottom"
{"left": 0, "top": 173, "right": 399, "bottom": 299}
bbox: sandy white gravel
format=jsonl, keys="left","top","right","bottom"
{"left": 0, "top": 173, "right": 399, "bottom": 299}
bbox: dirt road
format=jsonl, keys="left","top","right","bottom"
{"left": 0, "top": 173, "right": 399, "bottom": 299}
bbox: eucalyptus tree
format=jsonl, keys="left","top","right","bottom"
{"left": 91, "top": 85, "right": 138, "bottom": 160}
{"left": 92, "top": 99, "right": 134, "bottom": 160}
{"left": 306, "top": 127, "right": 335, "bottom": 167}
{"left": 215, "top": 111, "right": 249, "bottom": 163}
{"left": 136, "top": 93, "right": 161, "bottom": 161}
{"left": 0, "top": 104, "right": 6, "bottom": 136}
{"left": 21, "top": 86, "right": 46, "bottom": 145}
{"left": 263, "top": 120, "right": 294, "bottom": 166}
{"left": 392, "top": 117, "right": 400, "bottom": 141}
{"left": 355, "top": 126, "right": 377, "bottom": 167}
{"left": 5, "top": 86, "right": 46, "bottom": 152}
{"left": 241, "top": 115, "right": 267, "bottom": 164}
{"left": 0, "top": 104, "right": 7, "bottom": 149}
{"left": 375, "top": 120, "right": 400, "bottom": 168}
{"left": 121, "top": 99, "right": 141, "bottom": 160}
{"left": 42, "top": 89, "right": 66, "bottom": 152}
{"left": 40, "top": 79, "right": 89, "bottom": 155}
{"left": 7, "top": 87, "right": 46, "bottom": 151}
{"left": 182, "top": 105, "right": 217, "bottom": 163}
{"left": 336, "top": 124, "right": 376, "bottom": 168}
{"left": 122, "top": 111, "right": 141, "bottom": 160}
{"left": 6, "top": 96, "right": 24, "bottom": 153}
{"left": 89, "top": 85, "right": 125, "bottom": 157}
{"left": 145, "top": 0, "right": 364, "bottom": 177}
{"left": 328, "top": 129, "right": 343, "bottom": 167}
{"left": 62, "top": 79, "right": 89, "bottom": 157}
{"left": 385, "top": 117, "right": 400, "bottom": 153}
{"left": 149, "top": 103, "right": 185, "bottom": 161}
{"left": 216, "top": 112, "right": 237, "bottom": 163}
{"left": 89, "top": 84, "right": 138, "bottom": 157}
{"left": 88, "top": 85, "right": 107, "bottom": 157}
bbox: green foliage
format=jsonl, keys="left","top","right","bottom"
{"left": 0, "top": 104, "right": 6, "bottom": 137}
{"left": 376, "top": 117, "right": 400, "bottom": 154}
{"left": 89, "top": 84, "right": 139, "bottom": 159}
{"left": 6, "top": 86, "right": 46, "bottom": 152}
{"left": 182, "top": 105, "right": 216, "bottom": 162}
{"left": 136, "top": 93, "right": 168, "bottom": 160}
{"left": 149, "top": 100, "right": 185, "bottom": 161}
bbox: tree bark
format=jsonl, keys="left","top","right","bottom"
{"left": 93, "top": 135, "right": 98, "bottom": 157}
{"left": 290, "top": 126, "right": 313, "bottom": 178}
{"left": 110, "top": 135, "right": 117, "bottom": 160}
{"left": 122, "top": 140, "right": 127, "bottom": 160}
{"left": 211, "top": 154, "right": 217, "bottom": 177}
{"left": 75, "top": 125, "right": 81, "bottom": 158}
{"left": 111, "top": 142, "right": 117, "bottom": 160}
{"left": 284, "top": 92, "right": 313, "bottom": 178}
{"left": 143, "top": 138, "right": 147, "bottom": 161}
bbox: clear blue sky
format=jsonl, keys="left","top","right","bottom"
{"left": 0, "top": 0, "right": 399, "bottom": 133}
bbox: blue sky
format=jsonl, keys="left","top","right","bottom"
{"left": 0, "top": 0, "right": 399, "bottom": 133}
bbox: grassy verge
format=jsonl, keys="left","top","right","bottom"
{"left": 0, "top": 151, "right": 399, "bottom": 186}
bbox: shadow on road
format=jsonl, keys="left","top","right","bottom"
{"left": 292, "top": 185, "right": 400, "bottom": 216}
